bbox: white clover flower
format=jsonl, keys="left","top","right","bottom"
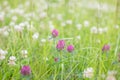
{"left": 84, "top": 20, "right": 89, "bottom": 27}
{"left": 66, "top": 20, "right": 72, "bottom": 25}
{"left": 39, "top": 12, "right": 47, "bottom": 18}
{"left": 76, "top": 24, "right": 82, "bottom": 30}
{"left": 106, "top": 76, "right": 116, "bottom": 80}
{"left": 61, "top": 22, "right": 66, "bottom": 27}
{"left": 76, "top": 35, "right": 81, "bottom": 40}
{"left": 49, "top": 21, "right": 54, "bottom": 30}
{"left": 41, "top": 38, "right": 46, "bottom": 43}
{"left": 19, "top": 22, "right": 26, "bottom": 28}
{"left": 8, "top": 56, "right": 16, "bottom": 66}
{"left": 108, "top": 71, "right": 117, "bottom": 76}
{"left": 0, "top": 49, "right": 7, "bottom": 60}
{"left": 103, "top": 27, "right": 108, "bottom": 33}
{"left": 3, "top": 31, "right": 9, "bottom": 37}
{"left": 25, "top": 1, "right": 30, "bottom": 6}
{"left": 101, "top": 73, "right": 106, "bottom": 79}
{"left": 0, "top": 12, "right": 5, "bottom": 21}
{"left": 9, "top": 22, "right": 15, "bottom": 26}
{"left": 21, "top": 50, "right": 28, "bottom": 58}
{"left": 90, "top": 26, "right": 98, "bottom": 34}
{"left": 106, "top": 71, "right": 117, "bottom": 80}
{"left": 114, "top": 25, "right": 119, "bottom": 29}
{"left": 56, "top": 14, "right": 63, "bottom": 21}
{"left": 98, "top": 27, "right": 103, "bottom": 34}
{"left": 12, "top": 16, "right": 17, "bottom": 22}
{"left": 3, "top": 1, "right": 8, "bottom": 6}
{"left": 14, "top": 25, "right": 24, "bottom": 32}
{"left": 32, "top": 32, "right": 39, "bottom": 40}
{"left": 0, "top": 27, "right": 9, "bottom": 36}
{"left": 83, "top": 67, "right": 94, "bottom": 78}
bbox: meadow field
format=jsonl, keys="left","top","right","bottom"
{"left": 0, "top": 0, "right": 120, "bottom": 80}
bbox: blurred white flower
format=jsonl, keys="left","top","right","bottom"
{"left": 114, "top": 25, "right": 119, "bottom": 29}
{"left": 76, "top": 24, "right": 82, "bottom": 30}
{"left": 90, "top": 26, "right": 98, "bottom": 34}
{"left": 3, "top": 1, "right": 8, "bottom": 6}
{"left": 32, "top": 32, "right": 39, "bottom": 40}
{"left": 19, "top": 22, "right": 26, "bottom": 28}
{"left": 0, "top": 12, "right": 5, "bottom": 21}
{"left": 21, "top": 50, "right": 28, "bottom": 58}
{"left": 0, "top": 27, "right": 9, "bottom": 37}
{"left": 25, "top": 1, "right": 30, "bottom": 6}
{"left": 98, "top": 27, "right": 103, "bottom": 34}
{"left": 83, "top": 67, "right": 94, "bottom": 78}
{"left": 66, "top": 20, "right": 72, "bottom": 25}
{"left": 84, "top": 20, "right": 89, "bottom": 27}
{"left": 49, "top": 21, "right": 54, "bottom": 30}
{"left": 9, "top": 22, "right": 15, "bottom": 26}
{"left": 14, "top": 25, "right": 24, "bottom": 32}
{"left": 56, "top": 14, "right": 63, "bottom": 21}
{"left": 41, "top": 38, "right": 46, "bottom": 43}
{"left": 103, "top": 27, "right": 108, "bottom": 33}
{"left": 76, "top": 35, "right": 81, "bottom": 40}
{"left": 101, "top": 73, "right": 106, "bottom": 79}
{"left": 0, "top": 49, "right": 7, "bottom": 60}
{"left": 3, "top": 31, "right": 9, "bottom": 37}
{"left": 61, "top": 22, "right": 66, "bottom": 27}
{"left": 106, "top": 76, "right": 116, "bottom": 80}
{"left": 8, "top": 56, "right": 16, "bottom": 66}
{"left": 106, "top": 71, "right": 117, "bottom": 80}
{"left": 39, "top": 12, "right": 47, "bottom": 18}
{"left": 12, "top": 16, "right": 17, "bottom": 22}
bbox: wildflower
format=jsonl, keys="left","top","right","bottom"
{"left": 90, "top": 26, "right": 98, "bottom": 34}
{"left": 98, "top": 27, "right": 103, "bottom": 34}
{"left": 49, "top": 21, "right": 54, "bottom": 30}
{"left": 67, "top": 45, "right": 74, "bottom": 53}
{"left": 0, "top": 27, "right": 9, "bottom": 37}
{"left": 52, "top": 29, "right": 59, "bottom": 38}
{"left": 32, "top": 32, "right": 39, "bottom": 40}
{"left": 103, "top": 27, "right": 108, "bottom": 33}
{"left": 76, "top": 24, "right": 82, "bottom": 30}
{"left": 56, "top": 14, "right": 63, "bottom": 21}
{"left": 21, "top": 65, "right": 31, "bottom": 76}
{"left": 76, "top": 35, "right": 81, "bottom": 40}
{"left": 114, "top": 25, "right": 119, "bottom": 29}
{"left": 8, "top": 56, "right": 16, "bottom": 66}
{"left": 84, "top": 20, "right": 89, "bottom": 27}
{"left": 102, "top": 44, "right": 110, "bottom": 52}
{"left": 66, "top": 20, "right": 72, "bottom": 25}
{"left": 39, "top": 12, "right": 47, "bottom": 18}
{"left": 106, "top": 71, "right": 117, "bottom": 80}
{"left": 14, "top": 25, "right": 24, "bottom": 32}
{"left": 3, "top": 31, "right": 9, "bottom": 37}
{"left": 0, "top": 49, "right": 7, "bottom": 60}
{"left": 0, "top": 12, "right": 4, "bottom": 21}
{"left": 41, "top": 38, "right": 46, "bottom": 43}
{"left": 83, "top": 67, "right": 94, "bottom": 78}
{"left": 56, "top": 40, "right": 65, "bottom": 51}
{"left": 61, "top": 22, "right": 66, "bottom": 27}
{"left": 21, "top": 50, "right": 28, "bottom": 58}
{"left": 12, "top": 16, "right": 18, "bottom": 22}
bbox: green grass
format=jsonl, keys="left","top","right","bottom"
{"left": 0, "top": 0, "right": 120, "bottom": 80}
